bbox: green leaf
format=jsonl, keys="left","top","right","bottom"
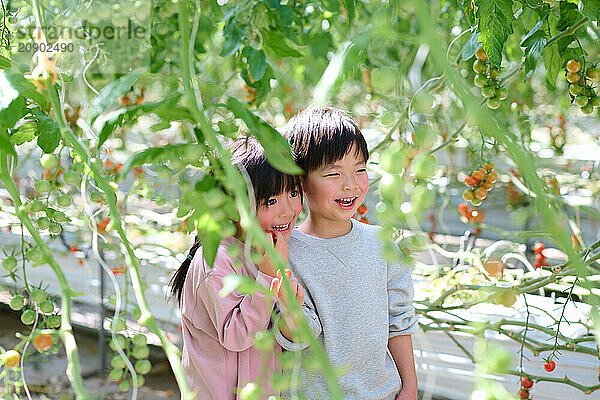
{"left": 88, "top": 71, "right": 142, "bottom": 123}
{"left": 10, "top": 122, "right": 36, "bottom": 145}
{"left": 0, "top": 96, "right": 26, "bottom": 130}
{"left": 120, "top": 143, "right": 203, "bottom": 177}
{"left": 476, "top": 0, "right": 515, "bottom": 67}
{"left": 36, "top": 115, "right": 60, "bottom": 153}
{"left": 242, "top": 47, "right": 266, "bottom": 81}
{"left": 523, "top": 37, "right": 546, "bottom": 78}
{"left": 196, "top": 212, "right": 222, "bottom": 266}
{"left": 262, "top": 30, "right": 302, "bottom": 58}
{"left": 0, "top": 54, "right": 12, "bottom": 70}
{"left": 582, "top": 0, "right": 600, "bottom": 21}
{"left": 219, "top": 274, "right": 262, "bottom": 297}
{"left": 462, "top": 32, "right": 480, "bottom": 60}
{"left": 0, "top": 71, "right": 47, "bottom": 111}
{"left": 97, "top": 94, "right": 183, "bottom": 147}
{"left": 463, "top": 0, "right": 475, "bottom": 26}
{"left": 342, "top": 0, "right": 355, "bottom": 23}
{"left": 0, "top": 128, "right": 17, "bottom": 157}
{"left": 556, "top": 1, "right": 582, "bottom": 52}
{"left": 221, "top": 18, "right": 245, "bottom": 57}
{"left": 226, "top": 97, "right": 303, "bottom": 175}
{"left": 520, "top": 19, "right": 545, "bottom": 48}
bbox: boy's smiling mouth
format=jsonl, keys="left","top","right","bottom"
{"left": 334, "top": 196, "right": 358, "bottom": 209}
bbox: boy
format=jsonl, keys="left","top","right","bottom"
{"left": 275, "top": 106, "right": 418, "bottom": 400}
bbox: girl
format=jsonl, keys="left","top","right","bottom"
{"left": 169, "top": 135, "right": 305, "bottom": 399}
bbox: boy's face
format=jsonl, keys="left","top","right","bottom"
{"left": 302, "top": 145, "right": 369, "bottom": 224}
{"left": 256, "top": 188, "right": 302, "bottom": 242}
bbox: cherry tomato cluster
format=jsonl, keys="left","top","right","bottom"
{"left": 566, "top": 59, "right": 600, "bottom": 115}
{"left": 518, "top": 376, "right": 534, "bottom": 399}
{"left": 458, "top": 203, "right": 485, "bottom": 223}
{"left": 352, "top": 203, "right": 369, "bottom": 224}
{"left": 533, "top": 242, "right": 548, "bottom": 269}
{"left": 462, "top": 163, "right": 497, "bottom": 206}
{"left": 473, "top": 47, "right": 507, "bottom": 109}
{"left": 108, "top": 332, "right": 152, "bottom": 391}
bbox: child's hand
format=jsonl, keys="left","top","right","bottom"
{"left": 258, "top": 230, "right": 288, "bottom": 277}
{"left": 271, "top": 271, "right": 305, "bottom": 336}
{"left": 395, "top": 388, "right": 417, "bottom": 400}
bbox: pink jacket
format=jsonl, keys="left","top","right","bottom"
{"left": 180, "top": 237, "right": 281, "bottom": 399}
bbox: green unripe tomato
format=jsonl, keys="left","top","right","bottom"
{"left": 35, "top": 180, "right": 52, "bottom": 194}
{"left": 413, "top": 126, "right": 438, "bottom": 150}
{"left": 56, "top": 194, "right": 73, "bottom": 207}
{"left": 591, "top": 96, "right": 600, "bottom": 107}
{"left": 134, "top": 375, "right": 145, "bottom": 388}
{"left": 473, "top": 59, "right": 487, "bottom": 74}
{"left": 111, "top": 354, "right": 127, "bottom": 369}
{"left": 109, "top": 334, "right": 128, "bottom": 351}
{"left": 119, "top": 379, "right": 130, "bottom": 392}
{"left": 580, "top": 103, "right": 595, "bottom": 114}
{"left": 586, "top": 67, "right": 600, "bottom": 80}
{"left": 574, "top": 95, "right": 588, "bottom": 107}
{"left": 132, "top": 333, "right": 147, "bottom": 347}
{"left": 486, "top": 98, "right": 501, "bottom": 109}
{"left": 471, "top": 197, "right": 483, "bottom": 206}
{"left": 412, "top": 185, "right": 436, "bottom": 210}
{"left": 40, "top": 154, "right": 58, "bottom": 170}
{"left": 109, "top": 367, "right": 123, "bottom": 381}
{"left": 413, "top": 154, "right": 437, "bottom": 180}
{"left": 134, "top": 359, "right": 152, "bottom": 375}
{"left": 51, "top": 210, "right": 68, "bottom": 222}
{"left": 63, "top": 170, "right": 80, "bottom": 185}
{"left": 481, "top": 86, "right": 496, "bottom": 99}
{"left": 131, "top": 345, "right": 150, "bottom": 359}
{"left": 47, "top": 315, "right": 61, "bottom": 328}
{"left": 30, "top": 199, "right": 45, "bottom": 213}
{"left": 31, "top": 288, "right": 47, "bottom": 304}
{"left": 473, "top": 74, "right": 488, "bottom": 88}
{"left": 90, "top": 191, "right": 103, "bottom": 202}
{"left": 39, "top": 300, "right": 54, "bottom": 313}
{"left": 489, "top": 67, "right": 501, "bottom": 79}
{"left": 27, "top": 247, "right": 44, "bottom": 263}
{"left": 3, "top": 255, "right": 18, "bottom": 272}
{"left": 496, "top": 87, "right": 508, "bottom": 100}
{"left": 379, "top": 175, "right": 404, "bottom": 201}
{"left": 48, "top": 222, "right": 62, "bottom": 235}
{"left": 10, "top": 295, "right": 25, "bottom": 311}
{"left": 21, "top": 309, "right": 36, "bottom": 325}
{"left": 37, "top": 217, "right": 50, "bottom": 230}
{"left": 569, "top": 84, "right": 584, "bottom": 96}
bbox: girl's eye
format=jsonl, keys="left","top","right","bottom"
{"left": 266, "top": 198, "right": 277, "bottom": 206}
{"left": 290, "top": 189, "right": 299, "bottom": 197}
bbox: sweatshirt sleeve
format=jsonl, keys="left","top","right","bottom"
{"left": 388, "top": 254, "right": 418, "bottom": 338}
{"left": 188, "top": 252, "right": 277, "bottom": 352}
{"left": 274, "top": 286, "right": 322, "bottom": 351}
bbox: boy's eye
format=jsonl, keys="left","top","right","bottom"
{"left": 266, "top": 198, "right": 277, "bottom": 206}
{"left": 324, "top": 173, "right": 339, "bottom": 177}
{"left": 356, "top": 168, "right": 367, "bottom": 173}
{"left": 290, "top": 189, "right": 299, "bottom": 197}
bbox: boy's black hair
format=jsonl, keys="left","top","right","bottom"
{"left": 169, "top": 135, "right": 302, "bottom": 304}
{"left": 281, "top": 106, "right": 369, "bottom": 174}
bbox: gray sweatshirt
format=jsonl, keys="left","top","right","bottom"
{"left": 275, "top": 218, "right": 417, "bottom": 400}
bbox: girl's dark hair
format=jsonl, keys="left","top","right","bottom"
{"left": 169, "top": 135, "right": 302, "bottom": 303}
{"left": 281, "top": 106, "right": 369, "bottom": 174}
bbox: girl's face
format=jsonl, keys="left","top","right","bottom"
{"left": 256, "top": 187, "right": 302, "bottom": 242}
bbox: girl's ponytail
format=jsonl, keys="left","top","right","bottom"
{"left": 169, "top": 236, "right": 201, "bottom": 304}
